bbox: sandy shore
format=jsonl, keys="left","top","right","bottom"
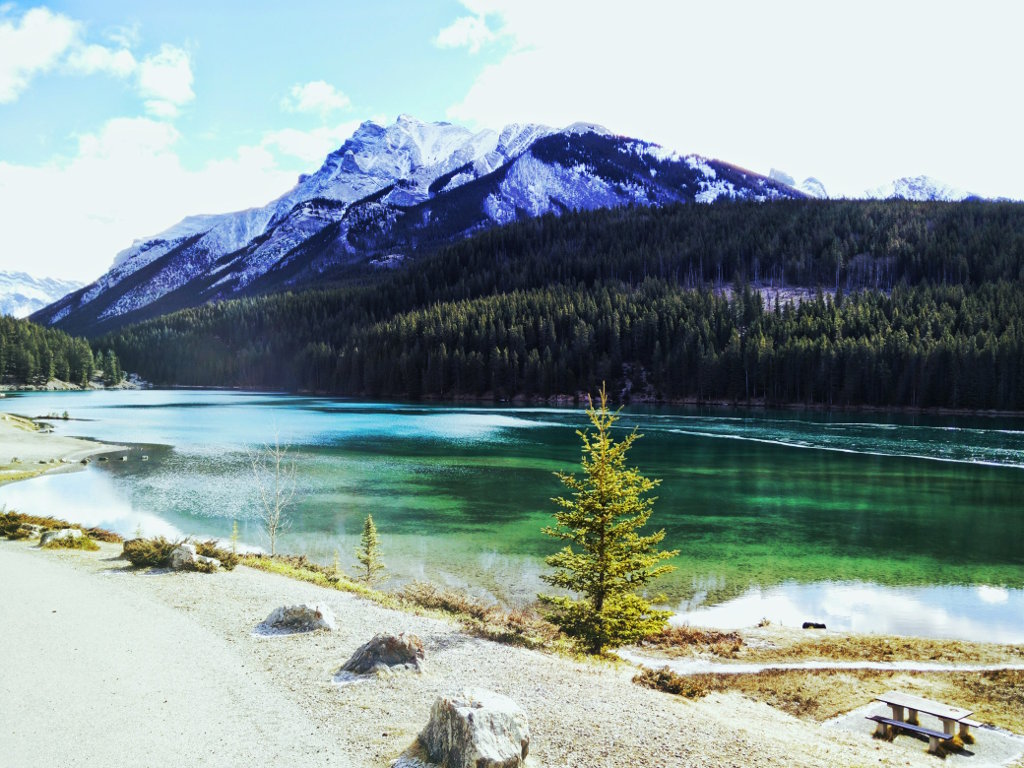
{"left": 0, "top": 414, "right": 124, "bottom": 485}
{"left": 6, "top": 539, "right": 1014, "bottom": 768}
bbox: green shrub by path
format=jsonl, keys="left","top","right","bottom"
{"left": 41, "top": 534, "right": 100, "bottom": 552}
{"left": 0, "top": 509, "right": 121, "bottom": 543}
{"left": 121, "top": 536, "right": 238, "bottom": 572}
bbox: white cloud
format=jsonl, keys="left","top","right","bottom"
{"left": 262, "top": 120, "right": 362, "bottom": 164}
{"left": 137, "top": 44, "right": 194, "bottom": 117}
{"left": 441, "top": 0, "right": 1024, "bottom": 199}
{"left": 434, "top": 14, "right": 496, "bottom": 54}
{"left": 0, "top": 6, "right": 79, "bottom": 102}
{"left": 65, "top": 43, "right": 136, "bottom": 78}
{"left": 0, "top": 117, "right": 298, "bottom": 282}
{"left": 281, "top": 80, "right": 350, "bottom": 116}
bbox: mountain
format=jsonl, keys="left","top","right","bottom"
{"left": 33, "top": 116, "right": 801, "bottom": 335}
{"left": 862, "top": 175, "right": 973, "bottom": 202}
{"left": 0, "top": 271, "right": 82, "bottom": 318}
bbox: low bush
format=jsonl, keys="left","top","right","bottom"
{"left": 0, "top": 509, "right": 121, "bottom": 543}
{"left": 4, "top": 525, "right": 33, "bottom": 540}
{"left": 122, "top": 536, "right": 235, "bottom": 572}
{"left": 122, "top": 536, "right": 178, "bottom": 567}
{"left": 194, "top": 539, "right": 238, "bottom": 571}
{"left": 400, "top": 580, "right": 562, "bottom": 650}
{"left": 633, "top": 666, "right": 710, "bottom": 699}
{"left": 41, "top": 534, "right": 100, "bottom": 552}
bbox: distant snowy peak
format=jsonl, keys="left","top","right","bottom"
{"left": 0, "top": 271, "right": 82, "bottom": 318}
{"left": 863, "top": 175, "right": 971, "bottom": 202}
{"left": 799, "top": 177, "right": 828, "bottom": 199}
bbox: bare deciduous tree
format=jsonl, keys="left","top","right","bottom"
{"left": 249, "top": 434, "right": 296, "bottom": 556}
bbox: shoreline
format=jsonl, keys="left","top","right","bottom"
{"left": 0, "top": 413, "right": 126, "bottom": 486}
{"left": 7, "top": 383, "right": 1022, "bottom": 419}
{"left": 3, "top": 536, "right": 1021, "bottom": 767}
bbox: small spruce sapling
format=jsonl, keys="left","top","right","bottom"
{"left": 354, "top": 513, "right": 386, "bottom": 583}
{"left": 539, "top": 385, "right": 678, "bottom": 654}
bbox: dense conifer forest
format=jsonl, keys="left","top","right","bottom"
{"left": 0, "top": 315, "right": 123, "bottom": 386}
{"left": 97, "top": 200, "right": 1024, "bottom": 409}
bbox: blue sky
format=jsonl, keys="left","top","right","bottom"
{"left": 2, "top": 1, "right": 1023, "bottom": 281}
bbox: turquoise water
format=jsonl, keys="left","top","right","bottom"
{"left": 2, "top": 390, "right": 1022, "bottom": 641}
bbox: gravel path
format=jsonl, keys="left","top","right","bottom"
{"left": 0, "top": 539, "right": 972, "bottom": 768}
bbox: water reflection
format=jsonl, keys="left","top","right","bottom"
{"left": 675, "top": 581, "right": 1024, "bottom": 643}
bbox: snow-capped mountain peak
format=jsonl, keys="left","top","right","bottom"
{"left": 0, "top": 271, "right": 82, "bottom": 318}
{"left": 863, "top": 175, "right": 971, "bottom": 202}
{"left": 32, "top": 116, "right": 803, "bottom": 334}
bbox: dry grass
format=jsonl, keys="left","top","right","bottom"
{"left": 659, "top": 668, "right": 1024, "bottom": 734}
{"left": 41, "top": 534, "right": 100, "bottom": 551}
{"left": 0, "top": 509, "right": 121, "bottom": 543}
{"left": 738, "top": 630, "right": 1024, "bottom": 666}
{"left": 399, "top": 581, "right": 563, "bottom": 650}
{"left": 640, "top": 625, "right": 744, "bottom": 657}
{"left": 241, "top": 556, "right": 566, "bottom": 651}
{"left": 633, "top": 665, "right": 710, "bottom": 699}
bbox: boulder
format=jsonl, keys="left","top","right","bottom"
{"left": 262, "top": 603, "right": 335, "bottom": 633}
{"left": 420, "top": 689, "right": 529, "bottom": 768}
{"left": 340, "top": 633, "right": 424, "bottom": 675}
{"left": 40, "top": 528, "right": 82, "bottom": 546}
{"left": 169, "top": 543, "right": 220, "bottom": 571}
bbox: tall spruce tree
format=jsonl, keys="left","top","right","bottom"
{"left": 539, "top": 385, "right": 678, "bottom": 654}
{"left": 354, "top": 513, "right": 386, "bottom": 583}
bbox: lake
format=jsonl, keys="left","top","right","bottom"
{"left": 2, "top": 389, "right": 1022, "bottom": 642}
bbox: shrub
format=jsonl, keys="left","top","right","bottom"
{"left": 122, "top": 537, "right": 237, "bottom": 572}
{"left": 0, "top": 509, "right": 121, "bottom": 543}
{"left": 122, "top": 536, "right": 178, "bottom": 567}
{"left": 633, "top": 666, "right": 709, "bottom": 699}
{"left": 41, "top": 534, "right": 100, "bottom": 551}
{"left": 194, "top": 539, "right": 238, "bottom": 570}
{"left": 5, "top": 525, "right": 33, "bottom": 540}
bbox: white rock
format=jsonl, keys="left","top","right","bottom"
{"left": 40, "top": 528, "right": 82, "bottom": 546}
{"left": 263, "top": 603, "right": 336, "bottom": 633}
{"left": 169, "top": 543, "right": 198, "bottom": 570}
{"left": 420, "top": 688, "right": 530, "bottom": 768}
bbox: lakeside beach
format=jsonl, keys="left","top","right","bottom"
{"left": 0, "top": 413, "right": 124, "bottom": 485}
{"left": 4, "top": 537, "right": 1023, "bottom": 768}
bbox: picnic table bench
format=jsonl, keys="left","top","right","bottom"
{"left": 869, "top": 690, "right": 979, "bottom": 754}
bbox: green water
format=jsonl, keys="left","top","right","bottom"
{"left": 2, "top": 390, "right": 1022, "bottom": 640}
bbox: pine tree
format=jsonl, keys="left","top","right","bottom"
{"left": 354, "top": 513, "right": 385, "bottom": 583}
{"left": 539, "top": 385, "right": 678, "bottom": 654}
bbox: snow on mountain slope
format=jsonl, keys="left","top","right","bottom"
{"left": 0, "top": 272, "right": 82, "bottom": 318}
{"left": 863, "top": 175, "right": 971, "bottom": 202}
{"left": 32, "top": 116, "right": 802, "bottom": 335}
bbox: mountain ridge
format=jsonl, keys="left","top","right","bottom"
{"left": 32, "top": 116, "right": 800, "bottom": 335}
{"left": 0, "top": 272, "right": 83, "bottom": 319}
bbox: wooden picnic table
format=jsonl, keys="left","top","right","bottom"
{"left": 876, "top": 692, "right": 970, "bottom": 741}
{"left": 871, "top": 690, "right": 980, "bottom": 753}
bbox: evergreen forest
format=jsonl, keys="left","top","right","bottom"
{"left": 96, "top": 200, "right": 1024, "bottom": 410}
{"left": 1, "top": 314, "right": 123, "bottom": 386}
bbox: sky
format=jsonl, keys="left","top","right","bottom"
{"left": 1, "top": 0, "right": 1023, "bottom": 283}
